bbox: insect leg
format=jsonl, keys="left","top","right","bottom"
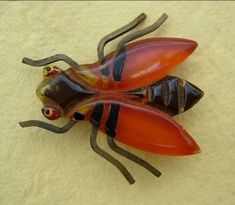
{"left": 19, "top": 120, "right": 77, "bottom": 134}
{"left": 22, "top": 54, "right": 79, "bottom": 69}
{"left": 112, "top": 13, "right": 168, "bottom": 81}
{"left": 97, "top": 13, "right": 146, "bottom": 64}
{"left": 90, "top": 126, "right": 135, "bottom": 184}
{"left": 107, "top": 136, "right": 161, "bottom": 177}
{"left": 116, "top": 13, "right": 168, "bottom": 51}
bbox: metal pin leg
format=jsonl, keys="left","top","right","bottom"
{"left": 97, "top": 13, "right": 146, "bottom": 64}
{"left": 116, "top": 13, "right": 168, "bottom": 51}
{"left": 19, "top": 120, "right": 77, "bottom": 134}
{"left": 22, "top": 54, "right": 79, "bottom": 69}
{"left": 90, "top": 126, "right": 135, "bottom": 184}
{"left": 107, "top": 136, "right": 161, "bottom": 177}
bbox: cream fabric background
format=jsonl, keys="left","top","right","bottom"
{"left": 0, "top": 1, "right": 234, "bottom": 205}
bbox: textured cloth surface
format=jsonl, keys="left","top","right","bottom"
{"left": 0, "top": 1, "right": 235, "bottom": 205}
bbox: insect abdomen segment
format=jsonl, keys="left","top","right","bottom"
{"left": 148, "top": 76, "right": 204, "bottom": 115}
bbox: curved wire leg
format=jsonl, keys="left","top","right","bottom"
{"left": 90, "top": 126, "right": 135, "bottom": 184}
{"left": 97, "top": 13, "right": 146, "bottom": 64}
{"left": 117, "top": 13, "right": 168, "bottom": 51}
{"left": 19, "top": 120, "right": 77, "bottom": 134}
{"left": 107, "top": 136, "right": 161, "bottom": 177}
{"left": 22, "top": 54, "right": 79, "bottom": 69}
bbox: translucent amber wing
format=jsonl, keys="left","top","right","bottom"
{"left": 112, "top": 100, "right": 200, "bottom": 156}
{"left": 108, "top": 38, "right": 197, "bottom": 91}
{"left": 69, "top": 97, "right": 200, "bottom": 156}
{"left": 73, "top": 38, "right": 197, "bottom": 91}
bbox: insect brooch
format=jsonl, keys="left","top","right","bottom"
{"left": 19, "top": 13, "right": 204, "bottom": 184}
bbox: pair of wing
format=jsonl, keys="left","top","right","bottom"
{"left": 69, "top": 38, "right": 200, "bottom": 156}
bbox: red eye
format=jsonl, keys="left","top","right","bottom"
{"left": 43, "top": 66, "right": 60, "bottom": 77}
{"left": 42, "top": 107, "right": 60, "bottom": 120}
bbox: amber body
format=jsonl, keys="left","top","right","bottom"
{"left": 36, "top": 38, "right": 203, "bottom": 156}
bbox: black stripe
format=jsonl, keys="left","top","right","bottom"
{"left": 90, "top": 103, "right": 104, "bottom": 128}
{"left": 105, "top": 104, "right": 120, "bottom": 137}
{"left": 100, "top": 66, "right": 110, "bottom": 76}
{"left": 113, "top": 49, "right": 127, "bottom": 81}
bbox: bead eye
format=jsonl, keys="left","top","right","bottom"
{"left": 42, "top": 106, "right": 60, "bottom": 120}
{"left": 43, "top": 65, "right": 60, "bottom": 77}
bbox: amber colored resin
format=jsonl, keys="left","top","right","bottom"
{"left": 69, "top": 38, "right": 197, "bottom": 91}
{"left": 20, "top": 13, "right": 204, "bottom": 183}
{"left": 33, "top": 38, "right": 201, "bottom": 156}
{"left": 66, "top": 97, "right": 200, "bottom": 156}
{"left": 113, "top": 101, "right": 200, "bottom": 156}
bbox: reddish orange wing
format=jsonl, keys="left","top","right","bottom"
{"left": 113, "top": 101, "right": 200, "bottom": 156}
{"left": 68, "top": 97, "right": 200, "bottom": 156}
{"left": 69, "top": 38, "right": 197, "bottom": 91}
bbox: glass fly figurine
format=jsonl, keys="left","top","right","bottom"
{"left": 20, "top": 13, "right": 204, "bottom": 184}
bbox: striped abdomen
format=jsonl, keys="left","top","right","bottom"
{"left": 148, "top": 76, "right": 204, "bottom": 115}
